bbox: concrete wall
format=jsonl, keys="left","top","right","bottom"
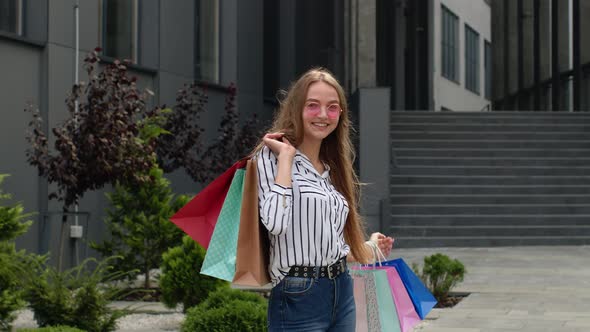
{"left": 356, "top": 88, "right": 391, "bottom": 234}
{"left": 581, "top": 0, "right": 590, "bottom": 65}
{"left": 355, "top": 0, "right": 377, "bottom": 89}
{"left": 0, "top": 40, "right": 44, "bottom": 253}
{"left": 0, "top": 0, "right": 253, "bottom": 267}
{"left": 434, "top": 0, "right": 491, "bottom": 111}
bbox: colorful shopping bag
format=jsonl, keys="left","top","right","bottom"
{"left": 363, "top": 273, "right": 382, "bottom": 332}
{"left": 232, "top": 159, "right": 270, "bottom": 286}
{"left": 200, "top": 168, "right": 246, "bottom": 281}
{"left": 352, "top": 269, "right": 401, "bottom": 332}
{"left": 353, "top": 274, "right": 369, "bottom": 332}
{"left": 170, "top": 160, "right": 247, "bottom": 249}
{"left": 372, "top": 258, "right": 437, "bottom": 319}
{"left": 353, "top": 272, "right": 384, "bottom": 332}
{"left": 356, "top": 266, "right": 421, "bottom": 332}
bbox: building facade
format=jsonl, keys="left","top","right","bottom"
{"left": 434, "top": 0, "right": 492, "bottom": 111}
{"left": 0, "top": 0, "right": 274, "bottom": 266}
{"left": 491, "top": 0, "right": 590, "bottom": 111}
{"left": 8, "top": 0, "right": 575, "bottom": 260}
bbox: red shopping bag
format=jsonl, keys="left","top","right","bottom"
{"left": 170, "top": 160, "right": 247, "bottom": 249}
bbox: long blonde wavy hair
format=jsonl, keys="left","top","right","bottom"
{"left": 253, "top": 68, "right": 373, "bottom": 264}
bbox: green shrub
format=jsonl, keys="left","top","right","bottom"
{"left": 0, "top": 244, "right": 44, "bottom": 331}
{"left": 0, "top": 286, "right": 23, "bottom": 331}
{"left": 181, "top": 288, "right": 268, "bottom": 332}
{"left": 0, "top": 174, "right": 42, "bottom": 331}
{"left": 413, "top": 253, "right": 466, "bottom": 302}
{"left": 25, "top": 257, "right": 130, "bottom": 332}
{"left": 159, "top": 235, "right": 228, "bottom": 311}
{"left": 0, "top": 174, "right": 32, "bottom": 242}
{"left": 91, "top": 167, "right": 189, "bottom": 289}
{"left": 18, "top": 325, "right": 86, "bottom": 332}
{"left": 198, "top": 286, "right": 267, "bottom": 310}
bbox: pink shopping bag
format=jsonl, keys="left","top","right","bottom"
{"left": 353, "top": 274, "right": 369, "bottom": 332}
{"left": 356, "top": 266, "right": 421, "bottom": 332}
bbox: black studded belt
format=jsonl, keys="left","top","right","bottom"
{"left": 287, "top": 256, "right": 347, "bottom": 279}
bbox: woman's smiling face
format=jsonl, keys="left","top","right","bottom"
{"left": 301, "top": 81, "right": 341, "bottom": 145}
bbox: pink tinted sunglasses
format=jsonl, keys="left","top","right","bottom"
{"left": 304, "top": 102, "right": 342, "bottom": 119}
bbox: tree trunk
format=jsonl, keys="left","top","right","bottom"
{"left": 57, "top": 207, "right": 69, "bottom": 271}
{"left": 144, "top": 265, "right": 150, "bottom": 289}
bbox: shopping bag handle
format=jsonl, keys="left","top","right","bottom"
{"left": 366, "top": 241, "right": 387, "bottom": 268}
{"left": 351, "top": 241, "right": 387, "bottom": 275}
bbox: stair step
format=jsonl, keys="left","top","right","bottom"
{"left": 391, "top": 131, "right": 590, "bottom": 140}
{"left": 393, "top": 148, "right": 590, "bottom": 158}
{"left": 389, "top": 215, "right": 590, "bottom": 226}
{"left": 392, "top": 166, "right": 590, "bottom": 176}
{"left": 391, "top": 123, "right": 590, "bottom": 132}
{"left": 390, "top": 175, "right": 590, "bottom": 185}
{"left": 389, "top": 225, "right": 590, "bottom": 237}
{"left": 391, "top": 112, "right": 590, "bottom": 125}
{"left": 391, "top": 139, "right": 590, "bottom": 149}
{"left": 389, "top": 204, "right": 590, "bottom": 214}
{"left": 391, "top": 111, "right": 590, "bottom": 117}
{"left": 389, "top": 194, "right": 590, "bottom": 205}
{"left": 395, "top": 157, "right": 590, "bottom": 167}
{"left": 392, "top": 236, "right": 590, "bottom": 248}
{"left": 390, "top": 185, "right": 590, "bottom": 195}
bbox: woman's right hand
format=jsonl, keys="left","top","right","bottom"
{"left": 262, "top": 132, "right": 296, "bottom": 160}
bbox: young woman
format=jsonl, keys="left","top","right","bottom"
{"left": 254, "top": 68, "right": 394, "bottom": 331}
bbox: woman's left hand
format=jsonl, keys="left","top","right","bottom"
{"left": 369, "top": 232, "right": 395, "bottom": 258}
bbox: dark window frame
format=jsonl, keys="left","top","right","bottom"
{"left": 194, "top": 0, "right": 220, "bottom": 84}
{"left": 484, "top": 40, "right": 492, "bottom": 100}
{"left": 465, "top": 23, "right": 480, "bottom": 95}
{"left": 0, "top": 0, "right": 23, "bottom": 35}
{"left": 263, "top": 0, "right": 279, "bottom": 101}
{"left": 101, "top": 0, "right": 139, "bottom": 63}
{"left": 441, "top": 5, "right": 459, "bottom": 83}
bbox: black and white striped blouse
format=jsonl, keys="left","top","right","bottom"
{"left": 256, "top": 146, "right": 350, "bottom": 286}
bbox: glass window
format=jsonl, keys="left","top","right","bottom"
{"left": 441, "top": 5, "right": 459, "bottom": 82}
{"left": 484, "top": 40, "right": 492, "bottom": 100}
{"left": 0, "top": 0, "right": 21, "bottom": 35}
{"left": 195, "top": 0, "right": 219, "bottom": 83}
{"left": 263, "top": 0, "right": 279, "bottom": 99}
{"left": 103, "top": 0, "right": 137, "bottom": 61}
{"left": 465, "top": 24, "right": 480, "bottom": 94}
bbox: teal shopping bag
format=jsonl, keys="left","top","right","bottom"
{"left": 352, "top": 269, "right": 402, "bottom": 332}
{"left": 200, "top": 168, "right": 245, "bottom": 281}
{"left": 370, "top": 258, "right": 437, "bottom": 319}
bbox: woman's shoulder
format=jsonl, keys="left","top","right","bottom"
{"left": 255, "top": 145, "right": 278, "bottom": 162}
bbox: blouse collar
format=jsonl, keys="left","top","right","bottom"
{"left": 295, "top": 150, "right": 331, "bottom": 179}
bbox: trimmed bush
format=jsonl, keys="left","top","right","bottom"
{"left": 181, "top": 288, "right": 268, "bottom": 332}
{"left": 19, "top": 326, "right": 86, "bottom": 332}
{"left": 25, "top": 257, "right": 129, "bottom": 332}
{"left": 91, "top": 167, "right": 189, "bottom": 289}
{"left": 413, "top": 253, "right": 466, "bottom": 302}
{"left": 0, "top": 174, "right": 42, "bottom": 331}
{"left": 198, "top": 286, "right": 267, "bottom": 310}
{"left": 159, "top": 235, "right": 228, "bottom": 311}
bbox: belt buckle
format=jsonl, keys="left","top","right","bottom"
{"left": 327, "top": 260, "right": 339, "bottom": 280}
{"left": 327, "top": 265, "right": 334, "bottom": 279}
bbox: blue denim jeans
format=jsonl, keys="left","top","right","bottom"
{"left": 267, "top": 269, "right": 355, "bottom": 332}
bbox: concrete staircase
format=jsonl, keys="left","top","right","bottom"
{"left": 389, "top": 111, "right": 590, "bottom": 247}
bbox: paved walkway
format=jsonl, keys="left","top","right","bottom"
{"left": 13, "top": 246, "right": 590, "bottom": 331}
{"left": 398, "top": 246, "right": 590, "bottom": 332}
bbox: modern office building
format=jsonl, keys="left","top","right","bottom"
{"left": 491, "top": 0, "right": 590, "bottom": 111}
{"left": 3, "top": 0, "right": 586, "bottom": 263}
